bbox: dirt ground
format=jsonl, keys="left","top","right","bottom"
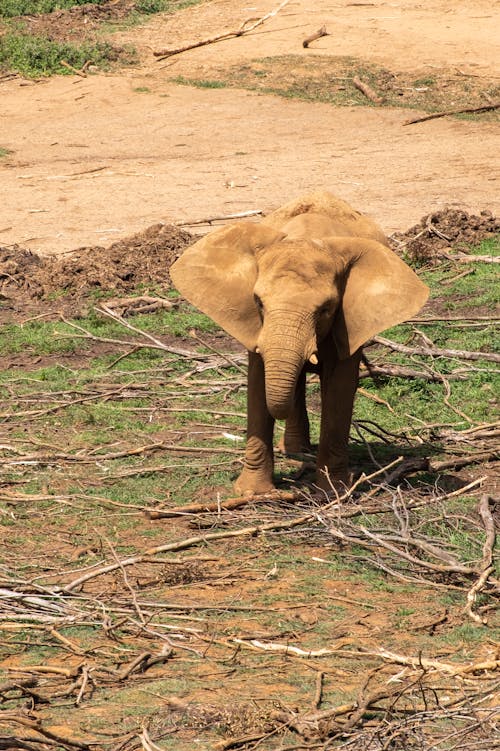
{"left": 1, "top": 0, "right": 499, "bottom": 256}
{"left": 1, "top": 4, "right": 499, "bottom": 750}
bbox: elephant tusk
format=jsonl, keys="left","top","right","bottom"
{"left": 255, "top": 346, "right": 261, "bottom": 354}
{"left": 309, "top": 353, "right": 319, "bottom": 365}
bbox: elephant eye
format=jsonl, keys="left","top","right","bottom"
{"left": 318, "top": 304, "right": 332, "bottom": 317}
{"left": 254, "top": 294, "right": 264, "bottom": 313}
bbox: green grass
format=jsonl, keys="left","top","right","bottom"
{"left": 0, "top": 32, "right": 136, "bottom": 76}
{"left": 0, "top": 304, "right": 218, "bottom": 355}
{"left": 0, "top": 0, "right": 202, "bottom": 17}
{"left": 0, "top": 0, "right": 105, "bottom": 16}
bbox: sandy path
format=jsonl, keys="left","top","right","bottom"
{"left": 1, "top": 0, "right": 498, "bottom": 255}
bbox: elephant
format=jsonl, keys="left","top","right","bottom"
{"left": 170, "top": 191, "right": 429, "bottom": 494}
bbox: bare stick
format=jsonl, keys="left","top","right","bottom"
{"left": 303, "top": 25, "right": 329, "bottom": 48}
{"left": 438, "top": 250, "right": 500, "bottom": 264}
{"left": 313, "top": 671, "right": 324, "bottom": 709}
{"left": 146, "top": 490, "right": 297, "bottom": 519}
{"left": 0, "top": 715, "right": 90, "bottom": 749}
{"left": 372, "top": 335, "right": 500, "bottom": 363}
{"left": 60, "top": 60, "right": 87, "bottom": 78}
{"left": 353, "top": 76, "right": 384, "bottom": 104}
{"left": 404, "top": 102, "right": 499, "bottom": 125}
{"left": 154, "top": 0, "right": 290, "bottom": 60}
{"left": 175, "top": 209, "right": 263, "bottom": 226}
{"left": 465, "top": 495, "right": 497, "bottom": 625}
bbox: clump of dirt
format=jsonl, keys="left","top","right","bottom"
{"left": 0, "top": 223, "right": 194, "bottom": 300}
{"left": 392, "top": 208, "right": 499, "bottom": 263}
{"left": 0, "top": 245, "right": 44, "bottom": 296}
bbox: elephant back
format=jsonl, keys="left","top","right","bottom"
{"left": 262, "top": 190, "right": 388, "bottom": 246}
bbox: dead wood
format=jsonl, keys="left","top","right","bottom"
{"left": 379, "top": 451, "right": 496, "bottom": 487}
{"left": 60, "top": 60, "right": 87, "bottom": 77}
{"left": 360, "top": 362, "right": 469, "bottom": 381}
{"left": 404, "top": 102, "right": 500, "bottom": 125}
{"left": 104, "top": 295, "right": 175, "bottom": 316}
{"left": 303, "top": 25, "right": 329, "bottom": 48}
{"left": 0, "top": 741, "right": 41, "bottom": 751}
{"left": 438, "top": 250, "right": 500, "bottom": 264}
{"left": 372, "top": 334, "right": 500, "bottom": 363}
{"left": 465, "top": 494, "right": 497, "bottom": 624}
{"left": 175, "top": 209, "right": 263, "bottom": 226}
{"left": 352, "top": 76, "right": 384, "bottom": 104}
{"left": 145, "top": 490, "right": 297, "bottom": 518}
{"left": 153, "top": 0, "right": 290, "bottom": 60}
{"left": 0, "top": 715, "right": 91, "bottom": 749}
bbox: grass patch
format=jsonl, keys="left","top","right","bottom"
{"left": 0, "top": 31, "right": 136, "bottom": 76}
{"left": 0, "top": 304, "right": 219, "bottom": 355}
{"left": 171, "top": 55, "right": 500, "bottom": 117}
{"left": 0, "top": 0, "right": 105, "bottom": 17}
{"left": 0, "top": 0, "right": 202, "bottom": 17}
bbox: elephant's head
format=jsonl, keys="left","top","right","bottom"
{"left": 170, "top": 200, "right": 428, "bottom": 420}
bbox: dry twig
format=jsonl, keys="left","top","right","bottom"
{"left": 154, "top": 0, "right": 290, "bottom": 60}
{"left": 404, "top": 102, "right": 500, "bottom": 125}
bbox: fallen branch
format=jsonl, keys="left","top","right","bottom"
{"left": 175, "top": 209, "right": 263, "bottom": 226}
{"left": 0, "top": 715, "right": 90, "bottom": 750}
{"left": 154, "top": 0, "right": 290, "bottom": 60}
{"left": 59, "top": 459, "right": 403, "bottom": 592}
{"left": 303, "top": 25, "right": 329, "bottom": 48}
{"left": 365, "top": 647, "right": 500, "bottom": 677}
{"left": 372, "top": 334, "right": 500, "bottom": 363}
{"left": 465, "top": 494, "right": 497, "bottom": 625}
{"left": 145, "top": 490, "right": 297, "bottom": 519}
{"left": 404, "top": 102, "right": 500, "bottom": 125}
{"left": 60, "top": 60, "right": 87, "bottom": 78}
{"left": 438, "top": 250, "right": 500, "bottom": 264}
{"left": 353, "top": 76, "right": 384, "bottom": 104}
{"left": 104, "top": 295, "right": 175, "bottom": 316}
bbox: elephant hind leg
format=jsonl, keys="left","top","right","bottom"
{"left": 278, "top": 369, "right": 312, "bottom": 454}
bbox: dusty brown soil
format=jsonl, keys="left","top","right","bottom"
{"left": 0, "top": 223, "right": 194, "bottom": 299}
{"left": 1, "top": 0, "right": 499, "bottom": 256}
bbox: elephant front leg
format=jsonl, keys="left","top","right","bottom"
{"left": 278, "top": 369, "right": 312, "bottom": 454}
{"left": 316, "top": 348, "right": 362, "bottom": 491}
{"left": 234, "top": 351, "right": 276, "bottom": 495}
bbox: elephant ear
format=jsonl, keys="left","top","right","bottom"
{"left": 169, "top": 222, "right": 286, "bottom": 350}
{"left": 325, "top": 238, "right": 429, "bottom": 359}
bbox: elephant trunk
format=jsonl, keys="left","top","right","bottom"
{"left": 258, "top": 311, "right": 315, "bottom": 420}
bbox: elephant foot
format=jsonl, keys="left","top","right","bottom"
{"left": 277, "top": 435, "right": 313, "bottom": 455}
{"left": 234, "top": 468, "right": 275, "bottom": 496}
{"left": 315, "top": 467, "right": 353, "bottom": 496}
